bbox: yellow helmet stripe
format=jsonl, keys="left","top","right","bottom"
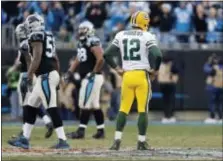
{"left": 132, "top": 11, "right": 140, "bottom": 25}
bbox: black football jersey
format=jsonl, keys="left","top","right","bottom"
{"left": 17, "top": 39, "right": 29, "bottom": 72}
{"left": 76, "top": 36, "right": 101, "bottom": 78}
{"left": 28, "top": 31, "right": 57, "bottom": 76}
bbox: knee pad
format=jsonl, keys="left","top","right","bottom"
{"left": 47, "top": 107, "right": 62, "bottom": 128}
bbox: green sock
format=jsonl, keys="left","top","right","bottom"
{"left": 116, "top": 111, "right": 127, "bottom": 131}
{"left": 138, "top": 112, "right": 148, "bottom": 135}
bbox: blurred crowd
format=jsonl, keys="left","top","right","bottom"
{"left": 2, "top": 1, "right": 223, "bottom": 44}
{"left": 5, "top": 54, "right": 222, "bottom": 123}
{"left": 2, "top": 1, "right": 223, "bottom": 123}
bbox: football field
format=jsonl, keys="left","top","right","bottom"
{"left": 2, "top": 121, "right": 222, "bottom": 161}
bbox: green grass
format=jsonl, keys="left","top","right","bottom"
{"left": 2, "top": 124, "right": 222, "bottom": 160}
{"left": 2, "top": 125, "right": 222, "bottom": 148}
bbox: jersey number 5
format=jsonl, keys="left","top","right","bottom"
{"left": 122, "top": 38, "right": 141, "bottom": 61}
{"left": 46, "top": 35, "right": 55, "bottom": 58}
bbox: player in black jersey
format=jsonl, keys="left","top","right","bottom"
{"left": 9, "top": 14, "right": 69, "bottom": 149}
{"left": 65, "top": 21, "right": 105, "bottom": 139}
{"left": 8, "top": 23, "right": 53, "bottom": 145}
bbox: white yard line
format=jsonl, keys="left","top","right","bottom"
{"left": 2, "top": 147, "right": 222, "bottom": 160}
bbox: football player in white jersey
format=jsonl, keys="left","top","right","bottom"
{"left": 104, "top": 11, "right": 162, "bottom": 150}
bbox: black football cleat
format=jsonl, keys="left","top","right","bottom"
{"left": 109, "top": 139, "right": 121, "bottom": 150}
{"left": 45, "top": 123, "right": 54, "bottom": 139}
{"left": 92, "top": 130, "right": 105, "bottom": 139}
{"left": 50, "top": 139, "right": 70, "bottom": 149}
{"left": 137, "top": 141, "right": 154, "bottom": 150}
{"left": 66, "top": 129, "right": 85, "bottom": 139}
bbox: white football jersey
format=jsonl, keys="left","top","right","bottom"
{"left": 112, "top": 29, "right": 157, "bottom": 71}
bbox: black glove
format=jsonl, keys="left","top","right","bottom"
{"left": 63, "top": 71, "right": 73, "bottom": 84}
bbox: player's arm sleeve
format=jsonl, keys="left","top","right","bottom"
{"left": 148, "top": 46, "right": 162, "bottom": 71}
{"left": 146, "top": 34, "right": 162, "bottom": 71}
{"left": 104, "top": 43, "right": 120, "bottom": 69}
{"left": 104, "top": 33, "right": 121, "bottom": 68}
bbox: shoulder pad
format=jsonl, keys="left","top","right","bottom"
{"left": 112, "top": 31, "right": 123, "bottom": 47}
{"left": 19, "top": 40, "right": 29, "bottom": 52}
{"left": 145, "top": 32, "right": 157, "bottom": 48}
{"left": 29, "top": 32, "right": 44, "bottom": 42}
{"left": 87, "top": 36, "right": 101, "bottom": 47}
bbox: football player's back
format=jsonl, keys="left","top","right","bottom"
{"left": 104, "top": 11, "right": 162, "bottom": 150}
{"left": 113, "top": 29, "right": 157, "bottom": 72}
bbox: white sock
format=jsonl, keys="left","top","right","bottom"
{"left": 114, "top": 131, "right": 122, "bottom": 140}
{"left": 138, "top": 135, "right": 146, "bottom": 142}
{"left": 42, "top": 115, "right": 51, "bottom": 125}
{"left": 23, "top": 123, "right": 34, "bottom": 139}
{"left": 55, "top": 126, "right": 66, "bottom": 141}
{"left": 79, "top": 124, "right": 87, "bottom": 129}
{"left": 97, "top": 124, "right": 105, "bottom": 129}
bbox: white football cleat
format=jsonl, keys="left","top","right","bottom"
{"left": 161, "top": 118, "right": 171, "bottom": 124}
{"left": 169, "top": 117, "right": 176, "bottom": 123}
{"left": 204, "top": 118, "right": 217, "bottom": 124}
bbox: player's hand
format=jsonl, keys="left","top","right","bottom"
{"left": 26, "top": 78, "right": 33, "bottom": 92}
{"left": 86, "top": 72, "right": 95, "bottom": 81}
{"left": 147, "top": 69, "right": 158, "bottom": 81}
{"left": 20, "top": 77, "right": 28, "bottom": 95}
{"left": 115, "top": 67, "right": 124, "bottom": 76}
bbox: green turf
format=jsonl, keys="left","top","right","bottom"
{"left": 2, "top": 125, "right": 222, "bottom": 148}
{"left": 2, "top": 124, "right": 222, "bottom": 160}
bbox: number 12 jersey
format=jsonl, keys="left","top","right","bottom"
{"left": 112, "top": 30, "right": 157, "bottom": 71}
